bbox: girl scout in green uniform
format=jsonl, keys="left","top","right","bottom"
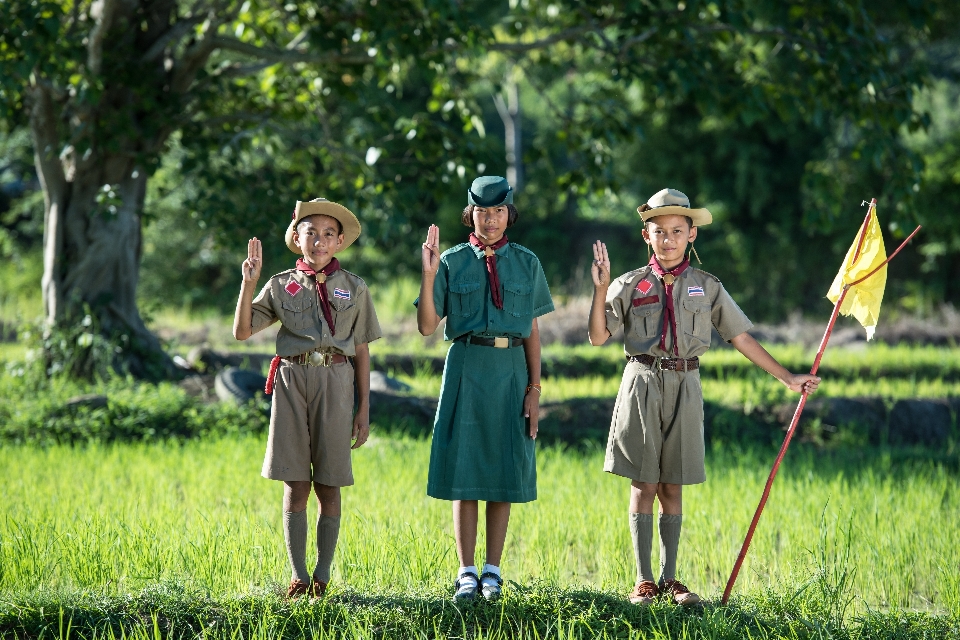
{"left": 417, "top": 176, "right": 554, "bottom": 602}
{"left": 588, "top": 188, "right": 820, "bottom": 607}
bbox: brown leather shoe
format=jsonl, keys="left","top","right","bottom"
{"left": 310, "top": 579, "right": 328, "bottom": 598}
{"left": 628, "top": 580, "right": 659, "bottom": 605}
{"left": 658, "top": 578, "right": 700, "bottom": 605}
{"left": 286, "top": 579, "right": 309, "bottom": 599}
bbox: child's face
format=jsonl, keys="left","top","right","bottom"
{"left": 293, "top": 214, "right": 344, "bottom": 269}
{"left": 472, "top": 205, "right": 510, "bottom": 244}
{"left": 642, "top": 214, "right": 698, "bottom": 269}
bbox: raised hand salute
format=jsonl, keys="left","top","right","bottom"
{"left": 591, "top": 240, "right": 610, "bottom": 287}
{"left": 243, "top": 237, "right": 263, "bottom": 283}
{"left": 417, "top": 224, "right": 442, "bottom": 336}
{"left": 422, "top": 224, "right": 441, "bottom": 275}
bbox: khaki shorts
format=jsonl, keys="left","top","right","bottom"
{"left": 261, "top": 360, "right": 355, "bottom": 486}
{"left": 603, "top": 359, "right": 706, "bottom": 485}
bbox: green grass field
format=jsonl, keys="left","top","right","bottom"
{"left": 2, "top": 300, "right": 960, "bottom": 638}
{"left": 1, "top": 434, "right": 958, "bottom": 638}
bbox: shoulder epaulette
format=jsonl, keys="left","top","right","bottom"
{"left": 441, "top": 242, "right": 473, "bottom": 257}
{"left": 338, "top": 268, "right": 368, "bottom": 289}
{"left": 692, "top": 267, "right": 721, "bottom": 283}
{"left": 509, "top": 243, "right": 538, "bottom": 258}
{"left": 618, "top": 265, "right": 651, "bottom": 283}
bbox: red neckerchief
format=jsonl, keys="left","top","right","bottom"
{"left": 648, "top": 255, "right": 690, "bottom": 356}
{"left": 297, "top": 257, "right": 339, "bottom": 336}
{"left": 468, "top": 232, "right": 509, "bottom": 310}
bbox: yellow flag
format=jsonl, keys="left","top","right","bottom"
{"left": 826, "top": 208, "right": 887, "bottom": 340}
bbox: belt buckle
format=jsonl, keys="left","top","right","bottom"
{"left": 656, "top": 357, "right": 669, "bottom": 371}
{"left": 308, "top": 351, "right": 332, "bottom": 367}
{"left": 493, "top": 337, "right": 509, "bottom": 349}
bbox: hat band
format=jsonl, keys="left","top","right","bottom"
{"left": 648, "top": 202, "right": 690, "bottom": 210}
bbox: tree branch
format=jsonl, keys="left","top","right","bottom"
{"left": 142, "top": 16, "right": 205, "bottom": 62}
{"left": 208, "top": 35, "right": 372, "bottom": 66}
{"left": 88, "top": 0, "right": 121, "bottom": 75}
{"left": 487, "top": 18, "right": 619, "bottom": 53}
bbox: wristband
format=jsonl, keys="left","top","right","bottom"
{"left": 525, "top": 383, "right": 542, "bottom": 395}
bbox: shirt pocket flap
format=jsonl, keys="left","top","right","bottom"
{"left": 632, "top": 302, "right": 660, "bottom": 316}
{"left": 682, "top": 299, "right": 709, "bottom": 314}
{"left": 502, "top": 282, "right": 532, "bottom": 296}
{"left": 450, "top": 281, "right": 482, "bottom": 295}
{"left": 333, "top": 297, "right": 356, "bottom": 312}
{"left": 281, "top": 296, "right": 314, "bottom": 314}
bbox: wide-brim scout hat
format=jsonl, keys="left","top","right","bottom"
{"left": 285, "top": 198, "right": 361, "bottom": 254}
{"left": 637, "top": 188, "right": 712, "bottom": 227}
{"left": 467, "top": 176, "right": 514, "bottom": 206}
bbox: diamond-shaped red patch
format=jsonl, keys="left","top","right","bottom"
{"left": 284, "top": 281, "right": 303, "bottom": 296}
{"left": 636, "top": 279, "right": 653, "bottom": 294}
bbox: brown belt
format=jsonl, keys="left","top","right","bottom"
{"left": 283, "top": 351, "right": 348, "bottom": 367}
{"left": 628, "top": 354, "right": 699, "bottom": 372}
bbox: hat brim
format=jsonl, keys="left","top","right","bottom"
{"left": 285, "top": 200, "right": 361, "bottom": 254}
{"left": 638, "top": 205, "right": 712, "bottom": 227}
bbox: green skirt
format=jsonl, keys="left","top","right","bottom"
{"left": 427, "top": 339, "right": 536, "bottom": 503}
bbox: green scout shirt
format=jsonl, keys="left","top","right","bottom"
{"left": 605, "top": 266, "right": 753, "bottom": 359}
{"left": 250, "top": 267, "right": 382, "bottom": 357}
{"left": 432, "top": 241, "right": 554, "bottom": 341}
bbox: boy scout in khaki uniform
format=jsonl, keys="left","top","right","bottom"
{"left": 588, "top": 188, "right": 820, "bottom": 606}
{"left": 233, "top": 198, "right": 382, "bottom": 599}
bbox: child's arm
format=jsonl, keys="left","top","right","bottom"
{"left": 588, "top": 240, "right": 612, "bottom": 346}
{"left": 730, "top": 332, "right": 821, "bottom": 394}
{"left": 233, "top": 238, "right": 262, "bottom": 341}
{"left": 352, "top": 342, "right": 371, "bottom": 449}
{"left": 522, "top": 318, "right": 542, "bottom": 439}
{"left": 418, "top": 224, "right": 442, "bottom": 336}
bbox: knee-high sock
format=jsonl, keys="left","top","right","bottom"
{"left": 658, "top": 514, "right": 683, "bottom": 581}
{"left": 630, "top": 513, "right": 655, "bottom": 583}
{"left": 283, "top": 510, "right": 310, "bottom": 583}
{"left": 313, "top": 515, "right": 341, "bottom": 584}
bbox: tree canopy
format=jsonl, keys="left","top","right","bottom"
{"left": 1, "top": 0, "right": 957, "bottom": 375}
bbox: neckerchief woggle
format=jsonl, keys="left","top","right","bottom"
{"left": 468, "top": 232, "right": 509, "bottom": 309}
{"left": 648, "top": 254, "right": 690, "bottom": 357}
{"left": 265, "top": 257, "right": 341, "bottom": 395}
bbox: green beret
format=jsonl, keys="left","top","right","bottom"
{"left": 467, "top": 176, "right": 513, "bottom": 206}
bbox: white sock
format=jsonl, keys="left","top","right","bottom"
{"left": 458, "top": 565, "right": 479, "bottom": 582}
{"left": 481, "top": 563, "right": 501, "bottom": 579}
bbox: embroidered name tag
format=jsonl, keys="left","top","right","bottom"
{"left": 632, "top": 295, "right": 659, "bottom": 307}
{"left": 284, "top": 281, "right": 303, "bottom": 296}
{"left": 333, "top": 288, "right": 351, "bottom": 300}
{"left": 636, "top": 279, "right": 653, "bottom": 295}
{"left": 688, "top": 286, "right": 705, "bottom": 297}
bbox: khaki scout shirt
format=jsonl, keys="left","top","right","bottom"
{"left": 250, "top": 267, "right": 382, "bottom": 357}
{"left": 431, "top": 241, "right": 554, "bottom": 341}
{"left": 605, "top": 266, "right": 753, "bottom": 359}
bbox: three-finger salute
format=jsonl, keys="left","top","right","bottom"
{"left": 422, "top": 225, "right": 441, "bottom": 275}
{"left": 243, "top": 237, "right": 262, "bottom": 283}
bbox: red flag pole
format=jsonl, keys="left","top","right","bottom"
{"left": 720, "top": 199, "right": 921, "bottom": 605}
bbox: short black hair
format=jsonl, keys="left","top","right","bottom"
{"left": 297, "top": 214, "right": 343, "bottom": 235}
{"left": 461, "top": 204, "right": 519, "bottom": 228}
{"left": 644, "top": 215, "right": 693, "bottom": 230}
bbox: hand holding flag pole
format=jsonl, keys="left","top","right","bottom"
{"left": 720, "top": 198, "right": 921, "bottom": 605}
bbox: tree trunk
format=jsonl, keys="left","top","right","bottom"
{"left": 30, "top": 85, "right": 173, "bottom": 379}
{"left": 494, "top": 65, "right": 523, "bottom": 190}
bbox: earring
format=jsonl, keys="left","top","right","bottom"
{"left": 689, "top": 244, "right": 702, "bottom": 264}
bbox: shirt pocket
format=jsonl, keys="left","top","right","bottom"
{"left": 332, "top": 297, "right": 358, "bottom": 331}
{"left": 682, "top": 299, "right": 711, "bottom": 346}
{"left": 630, "top": 303, "right": 661, "bottom": 339}
{"left": 280, "top": 295, "right": 317, "bottom": 330}
{"left": 449, "top": 280, "right": 482, "bottom": 317}
{"left": 502, "top": 281, "right": 532, "bottom": 318}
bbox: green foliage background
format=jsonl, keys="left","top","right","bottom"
{"left": 1, "top": 0, "right": 959, "bottom": 323}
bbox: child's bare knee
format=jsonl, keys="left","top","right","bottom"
{"left": 283, "top": 481, "right": 312, "bottom": 511}
{"left": 314, "top": 483, "right": 341, "bottom": 505}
